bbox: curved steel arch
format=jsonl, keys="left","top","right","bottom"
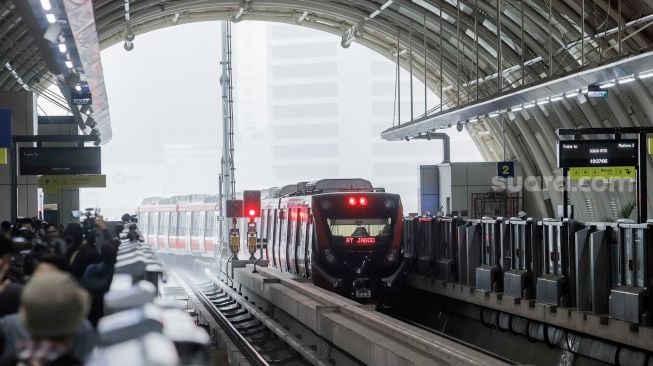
{"left": 1, "top": 0, "right": 653, "bottom": 219}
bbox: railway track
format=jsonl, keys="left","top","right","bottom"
{"left": 171, "top": 270, "right": 340, "bottom": 366}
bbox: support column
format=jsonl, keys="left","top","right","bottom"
{"left": 38, "top": 117, "right": 80, "bottom": 225}
{"left": 0, "top": 92, "right": 38, "bottom": 221}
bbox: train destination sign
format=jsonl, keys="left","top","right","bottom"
{"left": 345, "top": 237, "right": 376, "bottom": 245}
{"left": 557, "top": 139, "right": 637, "bottom": 168}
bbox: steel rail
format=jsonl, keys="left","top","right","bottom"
{"left": 207, "top": 273, "right": 334, "bottom": 366}
{"left": 174, "top": 271, "right": 270, "bottom": 366}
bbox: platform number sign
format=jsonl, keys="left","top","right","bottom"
{"left": 497, "top": 161, "right": 514, "bottom": 178}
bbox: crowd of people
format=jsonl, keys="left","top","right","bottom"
{"left": 0, "top": 216, "right": 142, "bottom": 365}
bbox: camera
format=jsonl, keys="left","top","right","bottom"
{"left": 121, "top": 213, "right": 138, "bottom": 224}
{"left": 78, "top": 208, "right": 99, "bottom": 234}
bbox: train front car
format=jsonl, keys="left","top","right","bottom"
{"left": 311, "top": 192, "right": 404, "bottom": 301}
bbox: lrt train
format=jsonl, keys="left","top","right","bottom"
{"left": 137, "top": 178, "right": 405, "bottom": 300}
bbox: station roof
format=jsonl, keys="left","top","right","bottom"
{"left": 2, "top": 0, "right": 653, "bottom": 219}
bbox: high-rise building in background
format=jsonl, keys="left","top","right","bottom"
{"left": 234, "top": 22, "right": 480, "bottom": 213}
{"left": 73, "top": 21, "right": 481, "bottom": 218}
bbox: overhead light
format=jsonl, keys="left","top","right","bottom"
{"left": 468, "top": 117, "right": 478, "bottom": 123}
{"left": 477, "top": 130, "right": 492, "bottom": 136}
{"left": 40, "top": 0, "right": 52, "bottom": 11}
{"left": 58, "top": 43, "right": 67, "bottom": 53}
{"left": 550, "top": 95, "right": 564, "bottom": 102}
{"left": 46, "top": 13, "right": 57, "bottom": 24}
{"left": 638, "top": 71, "right": 653, "bottom": 79}
{"left": 380, "top": 0, "right": 393, "bottom": 10}
{"left": 599, "top": 81, "right": 615, "bottom": 89}
{"left": 618, "top": 76, "right": 636, "bottom": 84}
{"left": 565, "top": 91, "right": 579, "bottom": 98}
{"left": 523, "top": 102, "right": 536, "bottom": 109}
{"left": 536, "top": 99, "right": 550, "bottom": 105}
{"left": 510, "top": 105, "right": 523, "bottom": 112}
{"left": 124, "top": 40, "right": 134, "bottom": 51}
{"left": 369, "top": 10, "right": 381, "bottom": 18}
{"left": 64, "top": 60, "right": 73, "bottom": 69}
{"left": 488, "top": 111, "right": 500, "bottom": 117}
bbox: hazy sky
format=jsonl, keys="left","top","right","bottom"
{"left": 63, "top": 21, "right": 482, "bottom": 219}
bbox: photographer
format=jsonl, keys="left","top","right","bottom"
{"left": 65, "top": 223, "right": 100, "bottom": 280}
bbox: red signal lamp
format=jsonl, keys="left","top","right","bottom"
{"left": 248, "top": 209, "right": 257, "bottom": 217}
{"left": 348, "top": 197, "right": 357, "bottom": 206}
{"left": 359, "top": 197, "right": 367, "bottom": 206}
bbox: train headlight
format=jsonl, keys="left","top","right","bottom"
{"left": 324, "top": 249, "right": 336, "bottom": 264}
{"left": 384, "top": 248, "right": 398, "bottom": 264}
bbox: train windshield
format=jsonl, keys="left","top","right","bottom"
{"left": 327, "top": 218, "right": 391, "bottom": 238}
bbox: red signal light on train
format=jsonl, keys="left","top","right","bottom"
{"left": 348, "top": 197, "right": 357, "bottom": 206}
{"left": 359, "top": 197, "right": 367, "bottom": 206}
{"left": 248, "top": 209, "right": 256, "bottom": 217}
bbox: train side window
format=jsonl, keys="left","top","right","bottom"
{"left": 205, "top": 212, "right": 212, "bottom": 237}
{"left": 190, "top": 212, "right": 197, "bottom": 236}
{"left": 170, "top": 213, "right": 178, "bottom": 237}
{"left": 179, "top": 212, "right": 186, "bottom": 236}
{"left": 271, "top": 209, "right": 278, "bottom": 265}
{"left": 260, "top": 209, "right": 267, "bottom": 241}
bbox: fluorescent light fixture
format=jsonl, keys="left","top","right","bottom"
{"left": 489, "top": 111, "right": 500, "bottom": 117}
{"left": 565, "top": 91, "right": 579, "bottom": 98}
{"left": 40, "top": 0, "right": 51, "bottom": 11}
{"left": 599, "top": 81, "right": 615, "bottom": 89}
{"left": 46, "top": 13, "right": 56, "bottom": 23}
{"left": 618, "top": 76, "right": 636, "bottom": 84}
{"left": 638, "top": 71, "right": 653, "bottom": 79}
{"left": 550, "top": 95, "right": 564, "bottom": 102}
{"left": 581, "top": 87, "right": 589, "bottom": 93}
{"left": 468, "top": 117, "right": 478, "bottom": 123}
{"left": 58, "top": 43, "right": 67, "bottom": 53}
{"left": 477, "top": 130, "right": 491, "bottom": 136}
{"left": 380, "top": 0, "right": 393, "bottom": 10}
{"left": 523, "top": 102, "right": 536, "bottom": 109}
{"left": 537, "top": 99, "right": 550, "bottom": 105}
{"left": 369, "top": 10, "right": 381, "bottom": 18}
{"left": 64, "top": 60, "right": 73, "bottom": 69}
{"left": 510, "top": 105, "right": 523, "bottom": 112}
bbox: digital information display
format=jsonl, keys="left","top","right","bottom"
{"left": 557, "top": 139, "right": 637, "bottom": 168}
{"left": 345, "top": 237, "right": 376, "bottom": 245}
{"left": 19, "top": 147, "right": 101, "bottom": 175}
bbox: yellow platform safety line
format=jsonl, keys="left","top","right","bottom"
{"left": 649, "top": 137, "right": 653, "bottom": 155}
{"left": 0, "top": 148, "right": 6, "bottom": 165}
{"left": 39, "top": 174, "right": 106, "bottom": 192}
{"left": 569, "top": 166, "right": 636, "bottom": 180}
